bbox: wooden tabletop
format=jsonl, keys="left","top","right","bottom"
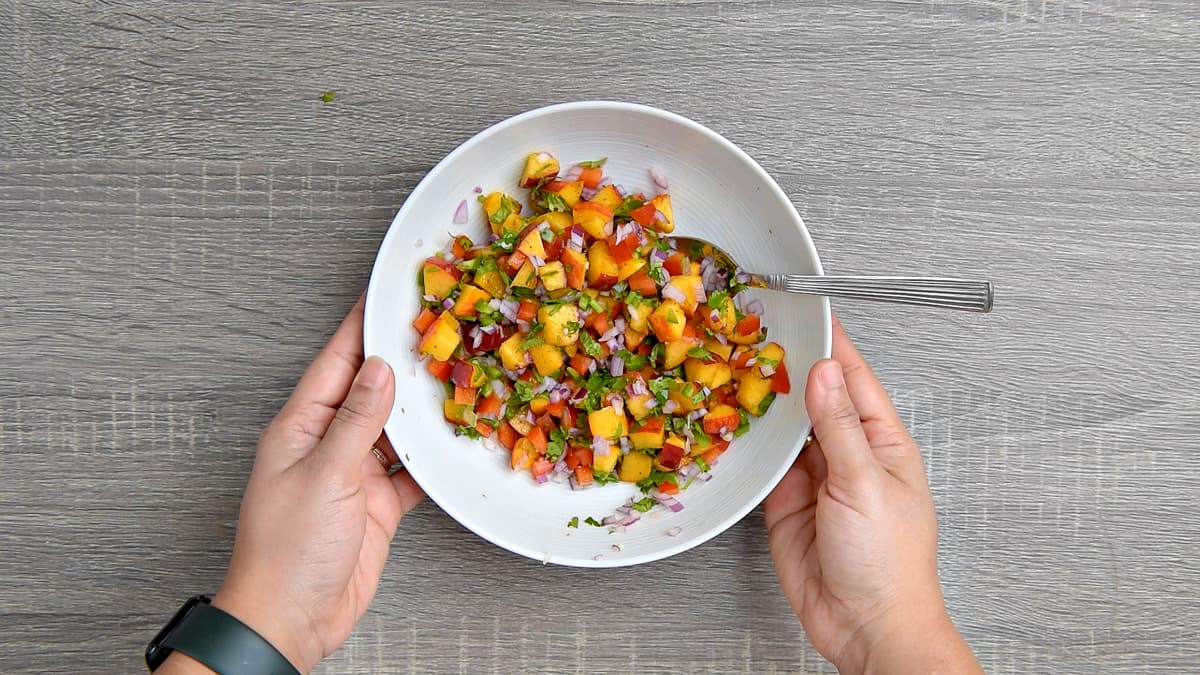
{"left": 3, "top": 1, "right": 1198, "bottom": 672}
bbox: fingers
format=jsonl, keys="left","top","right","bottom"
{"left": 388, "top": 470, "right": 425, "bottom": 519}
{"left": 831, "top": 316, "right": 927, "bottom": 486}
{"left": 805, "top": 359, "right": 880, "bottom": 508}
{"left": 283, "top": 294, "right": 367, "bottom": 416}
{"left": 312, "top": 356, "right": 396, "bottom": 480}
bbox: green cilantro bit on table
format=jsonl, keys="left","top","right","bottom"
{"left": 567, "top": 516, "right": 579, "bottom": 528}
{"left": 319, "top": 90, "right": 335, "bottom": 103}
{"left": 584, "top": 516, "right": 604, "bottom": 527}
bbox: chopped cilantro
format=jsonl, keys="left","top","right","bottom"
{"left": 579, "top": 331, "right": 602, "bottom": 358}
{"left": 544, "top": 193, "right": 570, "bottom": 213}
{"left": 319, "top": 90, "right": 335, "bottom": 103}
{"left": 577, "top": 158, "right": 607, "bottom": 169}
{"left": 648, "top": 377, "right": 673, "bottom": 402}
{"left": 546, "top": 428, "right": 569, "bottom": 461}
{"left": 687, "top": 346, "right": 712, "bottom": 360}
{"left": 614, "top": 196, "right": 645, "bottom": 218}
{"left": 631, "top": 497, "right": 656, "bottom": 512}
{"left": 495, "top": 229, "right": 520, "bottom": 251}
{"left": 521, "top": 335, "right": 544, "bottom": 349}
{"left": 489, "top": 199, "right": 512, "bottom": 225}
{"left": 579, "top": 293, "right": 603, "bottom": 313}
{"left": 695, "top": 456, "right": 711, "bottom": 472}
{"left": 592, "top": 471, "right": 620, "bottom": 486}
{"left": 756, "top": 392, "right": 777, "bottom": 416}
{"left": 584, "top": 516, "right": 604, "bottom": 527}
{"left": 540, "top": 228, "right": 555, "bottom": 242}
{"left": 564, "top": 321, "right": 581, "bottom": 335}
{"left": 734, "top": 409, "right": 751, "bottom": 437}
{"left": 648, "top": 265, "right": 667, "bottom": 284}
{"left": 636, "top": 469, "right": 678, "bottom": 493}
{"left": 666, "top": 312, "right": 679, "bottom": 325}
{"left": 625, "top": 291, "right": 644, "bottom": 307}
{"left": 567, "top": 516, "right": 579, "bottom": 528}
{"left": 456, "top": 425, "right": 483, "bottom": 440}
{"left": 708, "top": 290, "right": 729, "bottom": 310}
{"left": 513, "top": 380, "right": 535, "bottom": 404}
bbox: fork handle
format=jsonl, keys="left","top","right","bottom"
{"left": 758, "top": 275, "right": 994, "bottom": 313}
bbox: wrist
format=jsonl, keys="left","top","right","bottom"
{"left": 838, "top": 604, "right": 956, "bottom": 675}
{"left": 212, "top": 586, "right": 320, "bottom": 673}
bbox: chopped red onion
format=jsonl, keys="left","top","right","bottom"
{"left": 613, "top": 317, "right": 626, "bottom": 332}
{"left": 529, "top": 255, "right": 546, "bottom": 269}
{"left": 535, "top": 474, "right": 549, "bottom": 484}
{"left": 715, "top": 333, "right": 728, "bottom": 345}
{"left": 697, "top": 472, "right": 712, "bottom": 482}
{"left": 720, "top": 431, "right": 734, "bottom": 442}
{"left": 588, "top": 359, "right": 597, "bottom": 374}
{"left": 549, "top": 388, "right": 562, "bottom": 404}
{"left": 570, "top": 476, "right": 592, "bottom": 491}
{"left": 610, "top": 355, "right": 625, "bottom": 376}
{"left": 602, "top": 221, "right": 614, "bottom": 238}
{"left": 453, "top": 199, "right": 468, "bottom": 224}
{"left": 606, "top": 393, "right": 624, "bottom": 415}
{"left": 619, "top": 436, "right": 630, "bottom": 454}
{"left": 536, "top": 376, "right": 557, "bottom": 394}
{"left": 744, "top": 298, "right": 765, "bottom": 316}
{"left": 692, "top": 278, "right": 707, "bottom": 303}
{"left": 661, "top": 284, "right": 687, "bottom": 303}
{"left": 650, "top": 248, "right": 669, "bottom": 263}
{"left": 746, "top": 357, "right": 757, "bottom": 367}
{"left": 662, "top": 399, "right": 679, "bottom": 414}
{"left": 422, "top": 293, "right": 437, "bottom": 303}
{"left": 442, "top": 298, "right": 454, "bottom": 310}
{"left": 652, "top": 209, "right": 668, "bottom": 225}
{"left": 666, "top": 526, "right": 682, "bottom": 537}
{"left": 564, "top": 165, "right": 583, "bottom": 181}
{"left": 482, "top": 437, "right": 497, "bottom": 452}
{"left": 735, "top": 271, "right": 752, "bottom": 285}
{"left": 614, "top": 183, "right": 626, "bottom": 198}
{"left": 619, "top": 512, "right": 640, "bottom": 527}
{"left": 650, "top": 167, "right": 669, "bottom": 190}
{"left": 602, "top": 514, "right": 621, "bottom": 526}
{"left": 554, "top": 458, "right": 568, "bottom": 473}
{"left": 760, "top": 364, "right": 777, "bottom": 377}
{"left": 490, "top": 379, "right": 508, "bottom": 398}
{"left": 473, "top": 185, "right": 482, "bottom": 193}
{"left": 580, "top": 186, "right": 598, "bottom": 201}
{"left": 599, "top": 325, "right": 620, "bottom": 343}
{"left": 570, "top": 387, "right": 588, "bottom": 404}
{"left": 592, "top": 435, "right": 611, "bottom": 456}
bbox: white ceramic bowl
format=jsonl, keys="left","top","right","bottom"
{"left": 365, "top": 102, "right": 830, "bottom": 567}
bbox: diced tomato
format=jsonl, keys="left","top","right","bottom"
{"left": 569, "top": 354, "right": 593, "bottom": 376}
{"left": 771, "top": 361, "right": 791, "bottom": 394}
{"left": 664, "top": 253, "right": 688, "bottom": 276}
{"left": 560, "top": 405, "right": 577, "bottom": 430}
{"left": 535, "top": 414, "right": 555, "bottom": 434}
{"left": 732, "top": 349, "right": 756, "bottom": 370}
{"left": 735, "top": 314, "right": 761, "bottom": 337}
{"left": 588, "top": 312, "right": 610, "bottom": 335}
{"left": 517, "top": 299, "right": 539, "bottom": 322}
{"left": 630, "top": 203, "right": 658, "bottom": 227}
{"left": 545, "top": 232, "right": 569, "bottom": 262}
{"left": 682, "top": 322, "right": 699, "bottom": 342}
{"left": 412, "top": 308, "right": 438, "bottom": 333}
{"left": 505, "top": 250, "right": 528, "bottom": 275}
{"left": 426, "top": 359, "right": 454, "bottom": 382}
{"left": 547, "top": 399, "right": 566, "bottom": 417}
{"left": 573, "top": 465, "right": 594, "bottom": 487}
{"left": 453, "top": 385, "right": 477, "bottom": 406}
{"left": 532, "top": 457, "right": 555, "bottom": 478}
{"left": 452, "top": 235, "right": 473, "bottom": 259}
{"left": 475, "top": 394, "right": 503, "bottom": 419}
{"left": 609, "top": 235, "right": 639, "bottom": 263}
{"left": 568, "top": 446, "right": 593, "bottom": 468}
{"left": 627, "top": 268, "right": 658, "bottom": 296}
{"left": 475, "top": 420, "right": 493, "bottom": 437}
{"left": 527, "top": 426, "right": 548, "bottom": 454}
{"left": 657, "top": 481, "right": 680, "bottom": 495}
{"left": 517, "top": 369, "right": 536, "bottom": 382}
{"left": 579, "top": 166, "right": 603, "bottom": 189}
{"left": 496, "top": 421, "right": 517, "bottom": 450}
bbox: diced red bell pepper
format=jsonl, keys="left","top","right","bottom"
{"left": 770, "top": 361, "right": 791, "bottom": 394}
{"left": 412, "top": 308, "right": 438, "bottom": 333}
{"left": 426, "top": 359, "right": 454, "bottom": 382}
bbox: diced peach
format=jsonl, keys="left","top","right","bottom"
{"left": 529, "top": 343, "right": 564, "bottom": 376}
{"left": 517, "top": 228, "right": 547, "bottom": 260}
{"left": 685, "top": 358, "right": 733, "bottom": 389}
{"left": 593, "top": 443, "right": 621, "bottom": 473}
{"left": 649, "top": 300, "right": 686, "bottom": 343}
{"left": 451, "top": 285, "right": 492, "bottom": 318}
{"left": 509, "top": 261, "right": 537, "bottom": 290}
{"left": 572, "top": 201, "right": 613, "bottom": 239}
{"left": 648, "top": 194, "right": 674, "bottom": 233}
{"left": 617, "top": 451, "right": 653, "bottom": 483}
{"left": 520, "top": 151, "right": 559, "bottom": 188}
{"left": 705, "top": 339, "right": 734, "bottom": 362}
{"left": 421, "top": 257, "right": 461, "bottom": 300}
{"left": 702, "top": 404, "right": 740, "bottom": 435}
{"left": 586, "top": 240, "right": 620, "bottom": 290}
{"left": 419, "top": 312, "right": 461, "bottom": 362}
{"left": 475, "top": 268, "right": 506, "bottom": 298}
{"left": 560, "top": 248, "right": 588, "bottom": 290}
{"left": 497, "top": 332, "right": 526, "bottom": 371}
{"left": 542, "top": 180, "right": 584, "bottom": 208}
{"left": 654, "top": 440, "right": 686, "bottom": 471}
{"left": 666, "top": 275, "right": 704, "bottom": 315}
{"left": 591, "top": 184, "right": 623, "bottom": 210}
{"left": 617, "top": 257, "right": 646, "bottom": 282}
{"left": 444, "top": 399, "right": 469, "bottom": 424}
{"left": 630, "top": 416, "right": 665, "bottom": 450}
{"left": 626, "top": 393, "right": 657, "bottom": 421}
{"left": 481, "top": 192, "right": 524, "bottom": 235}
{"left": 511, "top": 437, "right": 536, "bottom": 471}
{"left": 528, "top": 211, "right": 573, "bottom": 234}
{"left": 538, "top": 261, "right": 567, "bottom": 291}
{"left": 538, "top": 303, "right": 580, "bottom": 347}
{"left": 661, "top": 339, "right": 693, "bottom": 369}
{"left": 736, "top": 372, "right": 774, "bottom": 416}
{"left": 588, "top": 405, "right": 628, "bottom": 440}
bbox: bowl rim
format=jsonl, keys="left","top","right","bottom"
{"left": 365, "top": 100, "right": 833, "bottom": 566}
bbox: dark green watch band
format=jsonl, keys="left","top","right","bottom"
{"left": 146, "top": 595, "right": 301, "bottom": 675}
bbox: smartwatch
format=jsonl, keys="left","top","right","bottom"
{"left": 145, "top": 595, "right": 301, "bottom": 674}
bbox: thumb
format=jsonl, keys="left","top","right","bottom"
{"left": 805, "top": 359, "right": 880, "bottom": 503}
{"left": 314, "top": 355, "right": 395, "bottom": 476}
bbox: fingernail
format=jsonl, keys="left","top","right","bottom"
{"left": 357, "top": 355, "right": 391, "bottom": 390}
{"left": 818, "top": 360, "right": 844, "bottom": 390}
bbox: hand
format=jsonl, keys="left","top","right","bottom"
{"left": 765, "top": 317, "right": 981, "bottom": 674}
{"left": 163, "top": 295, "right": 423, "bottom": 673}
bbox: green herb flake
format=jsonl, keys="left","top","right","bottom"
{"left": 546, "top": 428, "right": 569, "bottom": 462}
{"left": 614, "top": 196, "right": 645, "bottom": 218}
{"left": 687, "top": 346, "right": 711, "bottom": 360}
{"left": 592, "top": 471, "right": 620, "bottom": 486}
{"left": 584, "top": 516, "right": 604, "bottom": 527}
{"left": 631, "top": 497, "right": 656, "bottom": 512}
{"left": 319, "top": 90, "right": 335, "bottom": 103}
{"left": 734, "top": 409, "right": 751, "bottom": 437}
{"left": 544, "top": 193, "right": 571, "bottom": 213}
{"left": 579, "top": 331, "right": 603, "bottom": 358}
{"left": 513, "top": 380, "right": 536, "bottom": 404}
{"left": 695, "top": 456, "right": 711, "bottom": 473}
{"left": 521, "top": 336, "right": 544, "bottom": 349}
{"left": 577, "top": 158, "right": 607, "bottom": 169}
{"left": 568, "top": 516, "right": 579, "bottom": 528}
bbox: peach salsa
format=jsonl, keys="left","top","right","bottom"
{"left": 412, "top": 152, "right": 790, "bottom": 528}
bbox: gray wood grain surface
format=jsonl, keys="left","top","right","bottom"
{"left": 2, "top": 0, "right": 1198, "bottom": 673}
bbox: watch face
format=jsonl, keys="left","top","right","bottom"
{"left": 145, "top": 595, "right": 211, "bottom": 670}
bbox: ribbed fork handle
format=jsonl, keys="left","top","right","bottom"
{"left": 758, "top": 275, "right": 994, "bottom": 313}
